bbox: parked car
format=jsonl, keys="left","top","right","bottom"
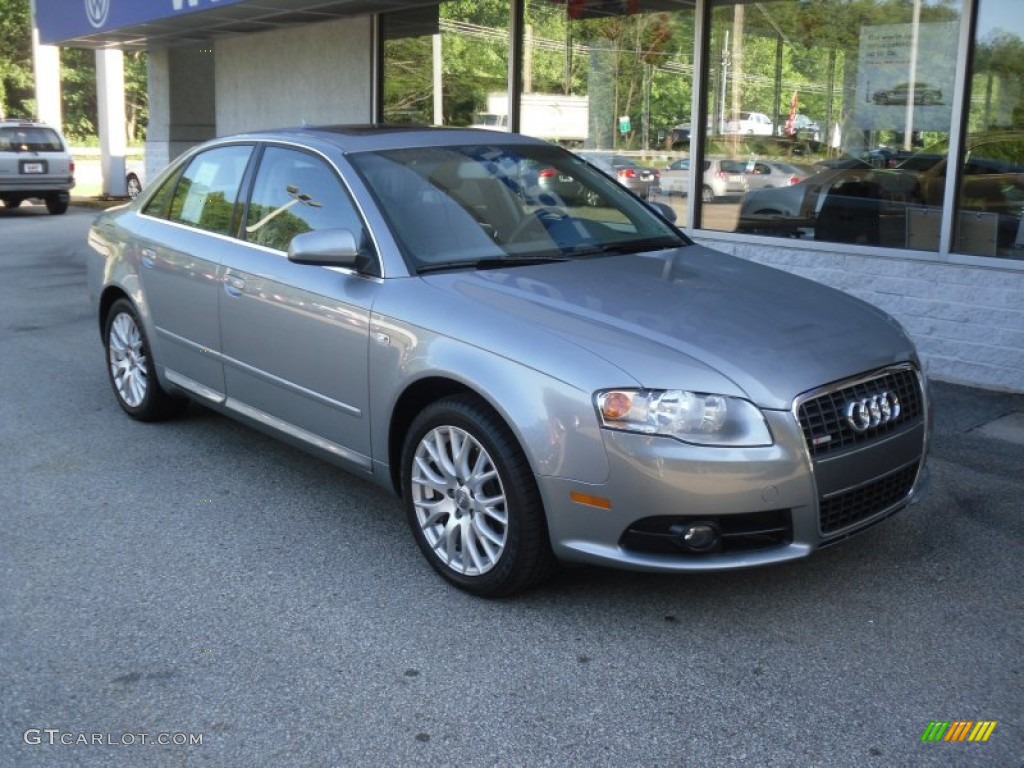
{"left": 779, "top": 114, "right": 821, "bottom": 140}
{"left": 871, "top": 82, "right": 943, "bottom": 106}
{"left": 521, "top": 159, "right": 600, "bottom": 207}
{"left": 661, "top": 156, "right": 747, "bottom": 201}
{"left": 87, "top": 125, "right": 929, "bottom": 596}
{"left": 575, "top": 151, "right": 659, "bottom": 199}
{"left": 723, "top": 111, "right": 774, "bottom": 136}
{"left": 666, "top": 124, "right": 691, "bottom": 147}
{"left": 737, "top": 162, "right": 919, "bottom": 240}
{"left": 743, "top": 160, "right": 809, "bottom": 191}
{"left": 0, "top": 118, "right": 74, "bottom": 214}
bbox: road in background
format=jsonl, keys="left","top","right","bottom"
{"left": 1, "top": 205, "right": 1021, "bottom": 767}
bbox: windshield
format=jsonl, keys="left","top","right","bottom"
{"left": 349, "top": 144, "right": 686, "bottom": 272}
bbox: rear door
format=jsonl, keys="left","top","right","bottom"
{"left": 133, "top": 143, "right": 255, "bottom": 399}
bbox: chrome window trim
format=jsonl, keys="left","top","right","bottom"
{"left": 138, "top": 137, "right": 388, "bottom": 278}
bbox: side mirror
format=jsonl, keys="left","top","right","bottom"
{"left": 287, "top": 229, "right": 362, "bottom": 268}
{"left": 647, "top": 200, "right": 678, "bottom": 224}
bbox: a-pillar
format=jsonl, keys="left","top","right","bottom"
{"left": 96, "top": 49, "right": 127, "bottom": 197}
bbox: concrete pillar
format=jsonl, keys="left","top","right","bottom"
{"left": 96, "top": 49, "right": 127, "bottom": 197}
{"left": 30, "top": 22, "right": 62, "bottom": 127}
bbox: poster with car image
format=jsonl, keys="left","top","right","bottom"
{"left": 855, "top": 21, "right": 958, "bottom": 132}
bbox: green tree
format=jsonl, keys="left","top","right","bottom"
{"left": 0, "top": 0, "right": 33, "bottom": 119}
{"left": 61, "top": 48, "right": 148, "bottom": 143}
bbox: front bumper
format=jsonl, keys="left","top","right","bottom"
{"left": 540, "top": 365, "right": 928, "bottom": 572}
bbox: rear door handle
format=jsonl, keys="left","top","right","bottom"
{"left": 141, "top": 248, "right": 155, "bottom": 268}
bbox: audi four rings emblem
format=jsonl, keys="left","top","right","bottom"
{"left": 845, "top": 392, "right": 901, "bottom": 432}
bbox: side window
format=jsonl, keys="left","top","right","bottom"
{"left": 245, "top": 147, "right": 368, "bottom": 254}
{"left": 168, "top": 145, "right": 253, "bottom": 236}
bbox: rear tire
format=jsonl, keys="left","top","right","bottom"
{"left": 103, "top": 298, "right": 186, "bottom": 421}
{"left": 3, "top": 198, "right": 22, "bottom": 209}
{"left": 701, "top": 185, "right": 715, "bottom": 203}
{"left": 401, "top": 395, "right": 556, "bottom": 597}
{"left": 45, "top": 194, "right": 69, "bottom": 215}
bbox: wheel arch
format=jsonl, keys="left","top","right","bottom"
{"left": 387, "top": 376, "right": 481, "bottom": 494}
{"left": 98, "top": 285, "right": 132, "bottom": 338}
{"left": 383, "top": 358, "right": 610, "bottom": 496}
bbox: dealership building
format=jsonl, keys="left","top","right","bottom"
{"left": 32, "top": 0, "right": 1023, "bottom": 394}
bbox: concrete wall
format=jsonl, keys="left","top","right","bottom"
{"left": 147, "top": 46, "right": 217, "bottom": 179}
{"left": 696, "top": 234, "right": 1024, "bottom": 393}
{"left": 216, "top": 16, "right": 373, "bottom": 135}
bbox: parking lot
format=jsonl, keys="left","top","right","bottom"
{"left": 1, "top": 203, "right": 1021, "bottom": 767}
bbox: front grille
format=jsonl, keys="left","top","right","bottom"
{"left": 819, "top": 462, "right": 919, "bottom": 534}
{"left": 798, "top": 367, "right": 923, "bottom": 457}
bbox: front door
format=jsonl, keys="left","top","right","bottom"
{"left": 217, "top": 146, "right": 378, "bottom": 469}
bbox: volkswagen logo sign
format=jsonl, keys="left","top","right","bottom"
{"left": 845, "top": 392, "right": 901, "bottom": 432}
{"left": 85, "top": 0, "right": 110, "bottom": 29}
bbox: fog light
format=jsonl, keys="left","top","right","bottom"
{"left": 673, "top": 521, "right": 721, "bottom": 553}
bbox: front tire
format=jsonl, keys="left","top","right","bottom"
{"left": 401, "top": 395, "right": 556, "bottom": 597}
{"left": 103, "top": 298, "right": 186, "bottom": 421}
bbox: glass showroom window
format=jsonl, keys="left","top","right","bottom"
{"left": 520, "top": 1, "right": 695, "bottom": 147}
{"left": 381, "top": 3, "right": 510, "bottom": 127}
{"left": 954, "top": 0, "right": 1024, "bottom": 259}
{"left": 705, "top": 0, "right": 963, "bottom": 251}
{"left": 520, "top": 2, "right": 696, "bottom": 214}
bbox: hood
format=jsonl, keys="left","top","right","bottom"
{"left": 422, "top": 245, "right": 916, "bottom": 410}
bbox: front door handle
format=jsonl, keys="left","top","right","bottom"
{"left": 224, "top": 273, "right": 246, "bottom": 297}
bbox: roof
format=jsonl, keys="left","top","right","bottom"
{"left": 197, "top": 124, "right": 552, "bottom": 154}
{"left": 36, "top": 0, "right": 440, "bottom": 50}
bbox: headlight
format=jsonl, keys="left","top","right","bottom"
{"left": 595, "top": 389, "right": 773, "bottom": 447}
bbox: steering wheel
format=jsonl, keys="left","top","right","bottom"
{"left": 504, "top": 206, "right": 570, "bottom": 243}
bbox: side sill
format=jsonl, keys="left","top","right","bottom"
{"left": 164, "top": 369, "right": 226, "bottom": 404}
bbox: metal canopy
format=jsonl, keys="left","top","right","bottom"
{"left": 36, "top": 0, "right": 443, "bottom": 50}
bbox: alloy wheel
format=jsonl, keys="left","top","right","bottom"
{"left": 409, "top": 425, "right": 509, "bottom": 576}
{"left": 108, "top": 311, "right": 148, "bottom": 408}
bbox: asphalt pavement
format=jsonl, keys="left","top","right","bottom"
{"left": 1, "top": 203, "right": 1021, "bottom": 767}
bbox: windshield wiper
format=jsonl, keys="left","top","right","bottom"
{"left": 566, "top": 237, "right": 682, "bottom": 257}
{"left": 417, "top": 255, "right": 570, "bottom": 274}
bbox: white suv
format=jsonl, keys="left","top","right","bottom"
{"left": 0, "top": 119, "right": 75, "bottom": 214}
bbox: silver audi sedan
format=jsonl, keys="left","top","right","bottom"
{"left": 87, "top": 126, "right": 929, "bottom": 597}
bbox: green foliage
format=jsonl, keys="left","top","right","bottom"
{"left": 0, "top": 0, "right": 33, "bottom": 119}
{"left": 0, "top": 0, "right": 147, "bottom": 141}
{"left": 60, "top": 48, "right": 149, "bottom": 143}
